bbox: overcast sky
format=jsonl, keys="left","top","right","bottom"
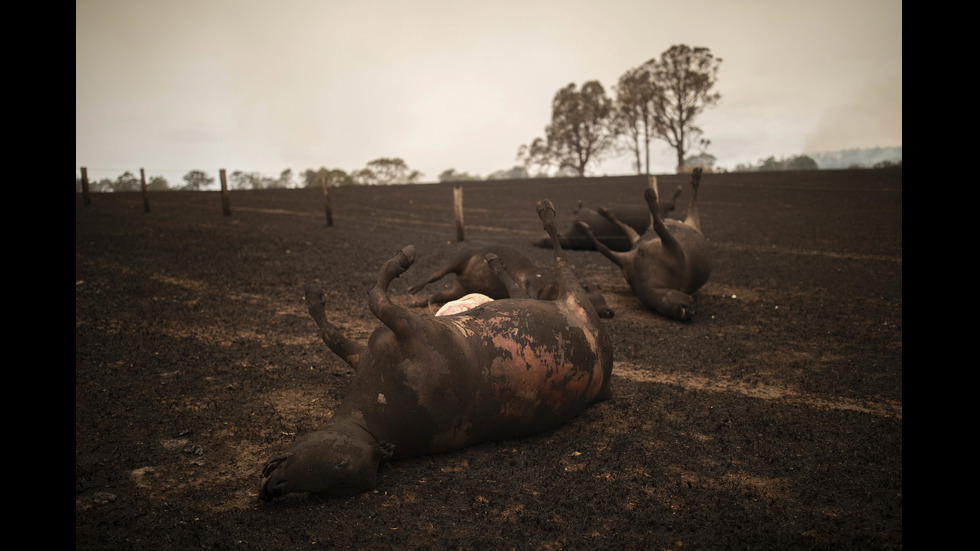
{"left": 76, "top": 0, "right": 902, "bottom": 184}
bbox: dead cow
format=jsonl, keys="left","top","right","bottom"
{"left": 530, "top": 186, "right": 682, "bottom": 252}
{"left": 577, "top": 169, "right": 712, "bottom": 321}
{"left": 408, "top": 245, "right": 613, "bottom": 318}
{"left": 259, "top": 200, "right": 614, "bottom": 501}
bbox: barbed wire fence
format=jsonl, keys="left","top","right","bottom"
{"left": 76, "top": 166, "right": 491, "bottom": 240}
{"left": 76, "top": 166, "right": 338, "bottom": 225}
{"left": 75, "top": 166, "right": 313, "bottom": 193}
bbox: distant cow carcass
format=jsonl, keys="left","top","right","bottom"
{"left": 408, "top": 246, "right": 613, "bottom": 318}
{"left": 577, "top": 169, "right": 712, "bottom": 321}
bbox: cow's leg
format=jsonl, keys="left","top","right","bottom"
{"left": 484, "top": 253, "right": 529, "bottom": 299}
{"left": 644, "top": 187, "right": 687, "bottom": 268}
{"left": 539, "top": 200, "right": 588, "bottom": 300}
{"left": 422, "top": 283, "right": 469, "bottom": 307}
{"left": 304, "top": 280, "right": 366, "bottom": 369}
{"left": 640, "top": 187, "right": 696, "bottom": 321}
{"left": 597, "top": 207, "right": 643, "bottom": 247}
{"left": 634, "top": 284, "right": 695, "bottom": 322}
{"left": 660, "top": 185, "right": 683, "bottom": 218}
{"left": 541, "top": 200, "right": 614, "bottom": 400}
{"left": 407, "top": 255, "right": 476, "bottom": 307}
{"left": 407, "top": 261, "right": 460, "bottom": 307}
{"left": 407, "top": 264, "right": 453, "bottom": 295}
{"left": 575, "top": 220, "right": 629, "bottom": 270}
{"left": 683, "top": 167, "right": 703, "bottom": 233}
{"left": 369, "top": 246, "right": 427, "bottom": 336}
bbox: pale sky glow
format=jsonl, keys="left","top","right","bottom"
{"left": 76, "top": 0, "right": 902, "bottom": 184}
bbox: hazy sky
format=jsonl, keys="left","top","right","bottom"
{"left": 76, "top": 0, "right": 902, "bottom": 184}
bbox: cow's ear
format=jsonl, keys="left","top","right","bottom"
{"left": 375, "top": 441, "right": 395, "bottom": 459}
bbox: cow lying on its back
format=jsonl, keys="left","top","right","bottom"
{"left": 259, "top": 200, "right": 614, "bottom": 501}
{"left": 530, "top": 185, "right": 682, "bottom": 252}
{"left": 577, "top": 169, "right": 712, "bottom": 321}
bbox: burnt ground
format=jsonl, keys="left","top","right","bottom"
{"left": 75, "top": 168, "right": 902, "bottom": 550}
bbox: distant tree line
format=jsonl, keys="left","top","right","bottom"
{"left": 77, "top": 171, "right": 170, "bottom": 193}
{"left": 732, "top": 147, "right": 902, "bottom": 172}
{"left": 438, "top": 166, "right": 530, "bottom": 182}
{"left": 76, "top": 157, "right": 428, "bottom": 193}
{"left": 806, "top": 147, "right": 902, "bottom": 170}
{"left": 733, "top": 155, "right": 819, "bottom": 172}
{"left": 76, "top": 144, "right": 902, "bottom": 194}
{"left": 77, "top": 169, "right": 221, "bottom": 193}
{"left": 78, "top": 157, "right": 545, "bottom": 194}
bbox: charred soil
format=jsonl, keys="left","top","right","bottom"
{"left": 76, "top": 169, "right": 902, "bottom": 550}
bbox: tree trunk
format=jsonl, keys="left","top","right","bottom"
{"left": 632, "top": 136, "right": 642, "bottom": 174}
{"left": 644, "top": 123, "right": 651, "bottom": 175}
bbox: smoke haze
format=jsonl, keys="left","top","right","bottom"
{"left": 76, "top": 0, "right": 902, "bottom": 181}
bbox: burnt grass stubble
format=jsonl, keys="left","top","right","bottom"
{"left": 76, "top": 168, "right": 902, "bottom": 550}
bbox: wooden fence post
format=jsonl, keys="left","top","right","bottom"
{"left": 321, "top": 171, "right": 333, "bottom": 227}
{"left": 647, "top": 175, "right": 658, "bottom": 199}
{"left": 220, "top": 169, "right": 231, "bottom": 216}
{"left": 80, "top": 167, "right": 91, "bottom": 205}
{"left": 140, "top": 168, "right": 150, "bottom": 213}
{"left": 453, "top": 186, "right": 464, "bottom": 242}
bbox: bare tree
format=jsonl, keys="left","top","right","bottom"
{"left": 114, "top": 171, "right": 141, "bottom": 192}
{"left": 645, "top": 45, "right": 722, "bottom": 172}
{"left": 354, "top": 158, "right": 423, "bottom": 185}
{"left": 439, "top": 168, "right": 480, "bottom": 182}
{"left": 303, "top": 168, "right": 354, "bottom": 187}
{"left": 181, "top": 170, "right": 215, "bottom": 191}
{"left": 273, "top": 168, "right": 294, "bottom": 189}
{"left": 146, "top": 175, "right": 170, "bottom": 191}
{"left": 518, "top": 81, "right": 618, "bottom": 177}
{"left": 486, "top": 166, "right": 529, "bottom": 180}
{"left": 613, "top": 66, "right": 659, "bottom": 174}
{"left": 229, "top": 171, "right": 254, "bottom": 190}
